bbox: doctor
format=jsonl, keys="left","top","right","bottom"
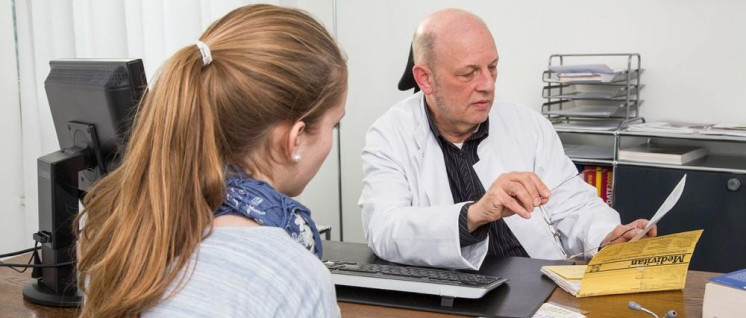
{"left": 359, "top": 8, "right": 656, "bottom": 270}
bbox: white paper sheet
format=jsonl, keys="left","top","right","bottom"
{"left": 630, "top": 174, "right": 687, "bottom": 241}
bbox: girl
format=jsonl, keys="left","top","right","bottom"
{"left": 76, "top": 4, "right": 347, "bottom": 317}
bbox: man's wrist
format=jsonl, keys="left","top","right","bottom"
{"left": 459, "top": 203, "right": 489, "bottom": 247}
{"left": 466, "top": 202, "right": 490, "bottom": 232}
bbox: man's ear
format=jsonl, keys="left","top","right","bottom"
{"left": 287, "top": 121, "right": 306, "bottom": 161}
{"left": 412, "top": 64, "right": 434, "bottom": 95}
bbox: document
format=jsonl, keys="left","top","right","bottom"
{"left": 547, "top": 64, "right": 620, "bottom": 83}
{"left": 553, "top": 120, "right": 623, "bottom": 131}
{"left": 630, "top": 174, "right": 686, "bottom": 241}
{"left": 532, "top": 302, "right": 586, "bottom": 318}
{"left": 548, "top": 64, "right": 614, "bottom": 75}
{"left": 541, "top": 230, "right": 703, "bottom": 297}
{"left": 540, "top": 265, "right": 585, "bottom": 296}
{"left": 701, "top": 123, "right": 746, "bottom": 137}
{"left": 626, "top": 121, "right": 713, "bottom": 134}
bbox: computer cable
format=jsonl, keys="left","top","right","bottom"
{"left": 0, "top": 246, "right": 39, "bottom": 258}
{"left": 0, "top": 242, "right": 39, "bottom": 273}
{"left": 0, "top": 242, "right": 75, "bottom": 273}
{"left": 0, "top": 261, "right": 76, "bottom": 268}
{"left": 628, "top": 301, "right": 677, "bottom": 318}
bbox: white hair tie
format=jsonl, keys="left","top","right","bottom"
{"left": 194, "top": 40, "right": 213, "bottom": 66}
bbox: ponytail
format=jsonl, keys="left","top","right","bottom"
{"left": 77, "top": 45, "right": 220, "bottom": 318}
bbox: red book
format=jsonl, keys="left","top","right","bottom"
{"left": 583, "top": 166, "right": 596, "bottom": 189}
{"left": 604, "top": 169, "right": 614, "bottom": 207}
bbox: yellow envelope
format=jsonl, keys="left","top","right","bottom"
{"left": 541, "top": 230, "right": 703, "bottom": 297}
{"left": 579, "top": 229, "right": 702, "bottom": 297}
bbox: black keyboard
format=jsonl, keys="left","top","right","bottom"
{"left": 323, "top": 260, "right": 507, "bottom": 300}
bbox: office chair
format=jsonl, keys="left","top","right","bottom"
{"left": 398, "top": 44, "right": 419, "bottom": 93}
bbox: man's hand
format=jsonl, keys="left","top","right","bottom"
{"left": 466, "top": 172, "right": 551, "bottom": 232}
{"left": 601, "top": 219, "right": 657, "bottom": 246}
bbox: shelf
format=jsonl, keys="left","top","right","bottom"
{"left": 619, "top": 131, "right": 746, "bottom": 142}
{"left": 545, "top": 103, "right": 641, "bottom": 119}
{"left": 542, "top": 69, "right": 644, "bottom": 84}
{"left": 554, "top": 127, "right": 618, "bottom": 134}
{"left": 570, "top": 158, "right": 614, "bottom": 166}
{"left": 563, "top": 144, "right": 614, "bottom": 160}
{"left": 617, "top": 154, "right": 746, "bottom": 174}
{"left": 542, "top": 84, "right": 644, "bottom": 100}
{"left": 694, "top": 154, "right": 746, "bottom": 172}
{"left": 552, "top": 118, "right": 644, "bottom": 134}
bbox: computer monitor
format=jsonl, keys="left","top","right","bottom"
{"left": 22, "top": 59, "right": 147, "bottom": 307}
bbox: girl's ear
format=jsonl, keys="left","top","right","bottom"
{"left": 287, "top": 121, "right": 306, "bottom": 162}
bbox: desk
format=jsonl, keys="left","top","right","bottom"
{"left": 1, "top": 254, "right": 717, "bottom": 318}
{"left": 339, "top": 269, "right": 716, "bottom": 317}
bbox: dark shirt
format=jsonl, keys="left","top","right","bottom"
{"left": 424, "top": 102, "right": 529, "bottom": 257}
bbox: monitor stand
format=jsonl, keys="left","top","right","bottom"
{"left": 22, "top": 122, "right": 102, "bottom": 307}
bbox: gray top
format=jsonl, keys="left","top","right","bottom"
{"left": 142, "top": 226, "right": 339, "bottom": 318}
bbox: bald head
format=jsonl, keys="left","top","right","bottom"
{"left": 412, "top": 9, "right": 493, "bottom": 67}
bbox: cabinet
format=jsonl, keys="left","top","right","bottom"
{"left": 543, "top": 54, "right": 746, "bottom": 272}
{"left": 612, "top": 131, "right": 746, "bottom": 272}
{"left": 614, "top": 165, "right": 746, "bottom": 272}
{"left": 559, "top": 129, "right": 746, "bottom": 272}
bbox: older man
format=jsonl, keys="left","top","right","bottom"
{"left": 359, "top": 8, "right": 655, "bottom": 270}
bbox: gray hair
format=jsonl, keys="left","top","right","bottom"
{"left": 412, "top": 31, "right": 436, "bottom": 66}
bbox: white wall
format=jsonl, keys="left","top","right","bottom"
{"left": 290, "top": 0, "right": 343, "bottom": 240}
{"left": 336, "top": 0, "right": 746, "bottom": 243}
{"left": 0, "top": 0, "right": 26, "bottom": 254}
{"left": 5, "top": 0, "right": 341, "bottom": 253}
{"left": 4, "top": 1, "right": 745, "bottom": 248}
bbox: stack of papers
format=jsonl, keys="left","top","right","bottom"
{"left": 548, "top": 64, "right": 616, "bottom": 83}
{"left": 553, "top": 120, "right": 623, "bottom": 131}
{"left": 543, "top": 100, "right": 642, "bottom": 119}
{"left": 532, "top": 302, "right": 586, "bottom": 318}
{"left": 543, "top": 84, "right": 642, "bottom": 100}
{"left": 541, "top": 230, "right": 703, "bottom": 297}
{"left": 540, "top": 265, "right": 585, "bottom": 296}
{"left": 618, "top": 144, "right": 708, "bottom": 165}
{"left": 547, "top": 105, "right": 619, "bottom": 117}
{"left": 626, "top": 121, "right": 713, "bottom": 134}
{"left": 701, "top": 123, "right": 746, "bottom": 137}
{"left": 627, "top": 121, "right": 746, "bottom": 138}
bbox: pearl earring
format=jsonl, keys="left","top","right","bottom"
{"left": 292, "top": 153, "right": 302, "bottom": 162}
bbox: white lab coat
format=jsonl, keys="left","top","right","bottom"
{"left": 359, "top": 92, "right": 620, "bottom": 270}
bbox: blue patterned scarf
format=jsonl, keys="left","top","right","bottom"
{"left": 214, "top": 167, "right": 323, "bottom": 258}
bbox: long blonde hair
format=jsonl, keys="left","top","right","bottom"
{"left": 75, "top": 4, "right": 347, "bottom": 317}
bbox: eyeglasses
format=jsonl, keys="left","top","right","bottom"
{"left": 538, "top": 204, "right": 568, "bottom": 259}
{"left": 537, "top": 171, "right": 582, "bottom": 260}
{"left": 539, "top": 170, "right": 635, "bottom": 261}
